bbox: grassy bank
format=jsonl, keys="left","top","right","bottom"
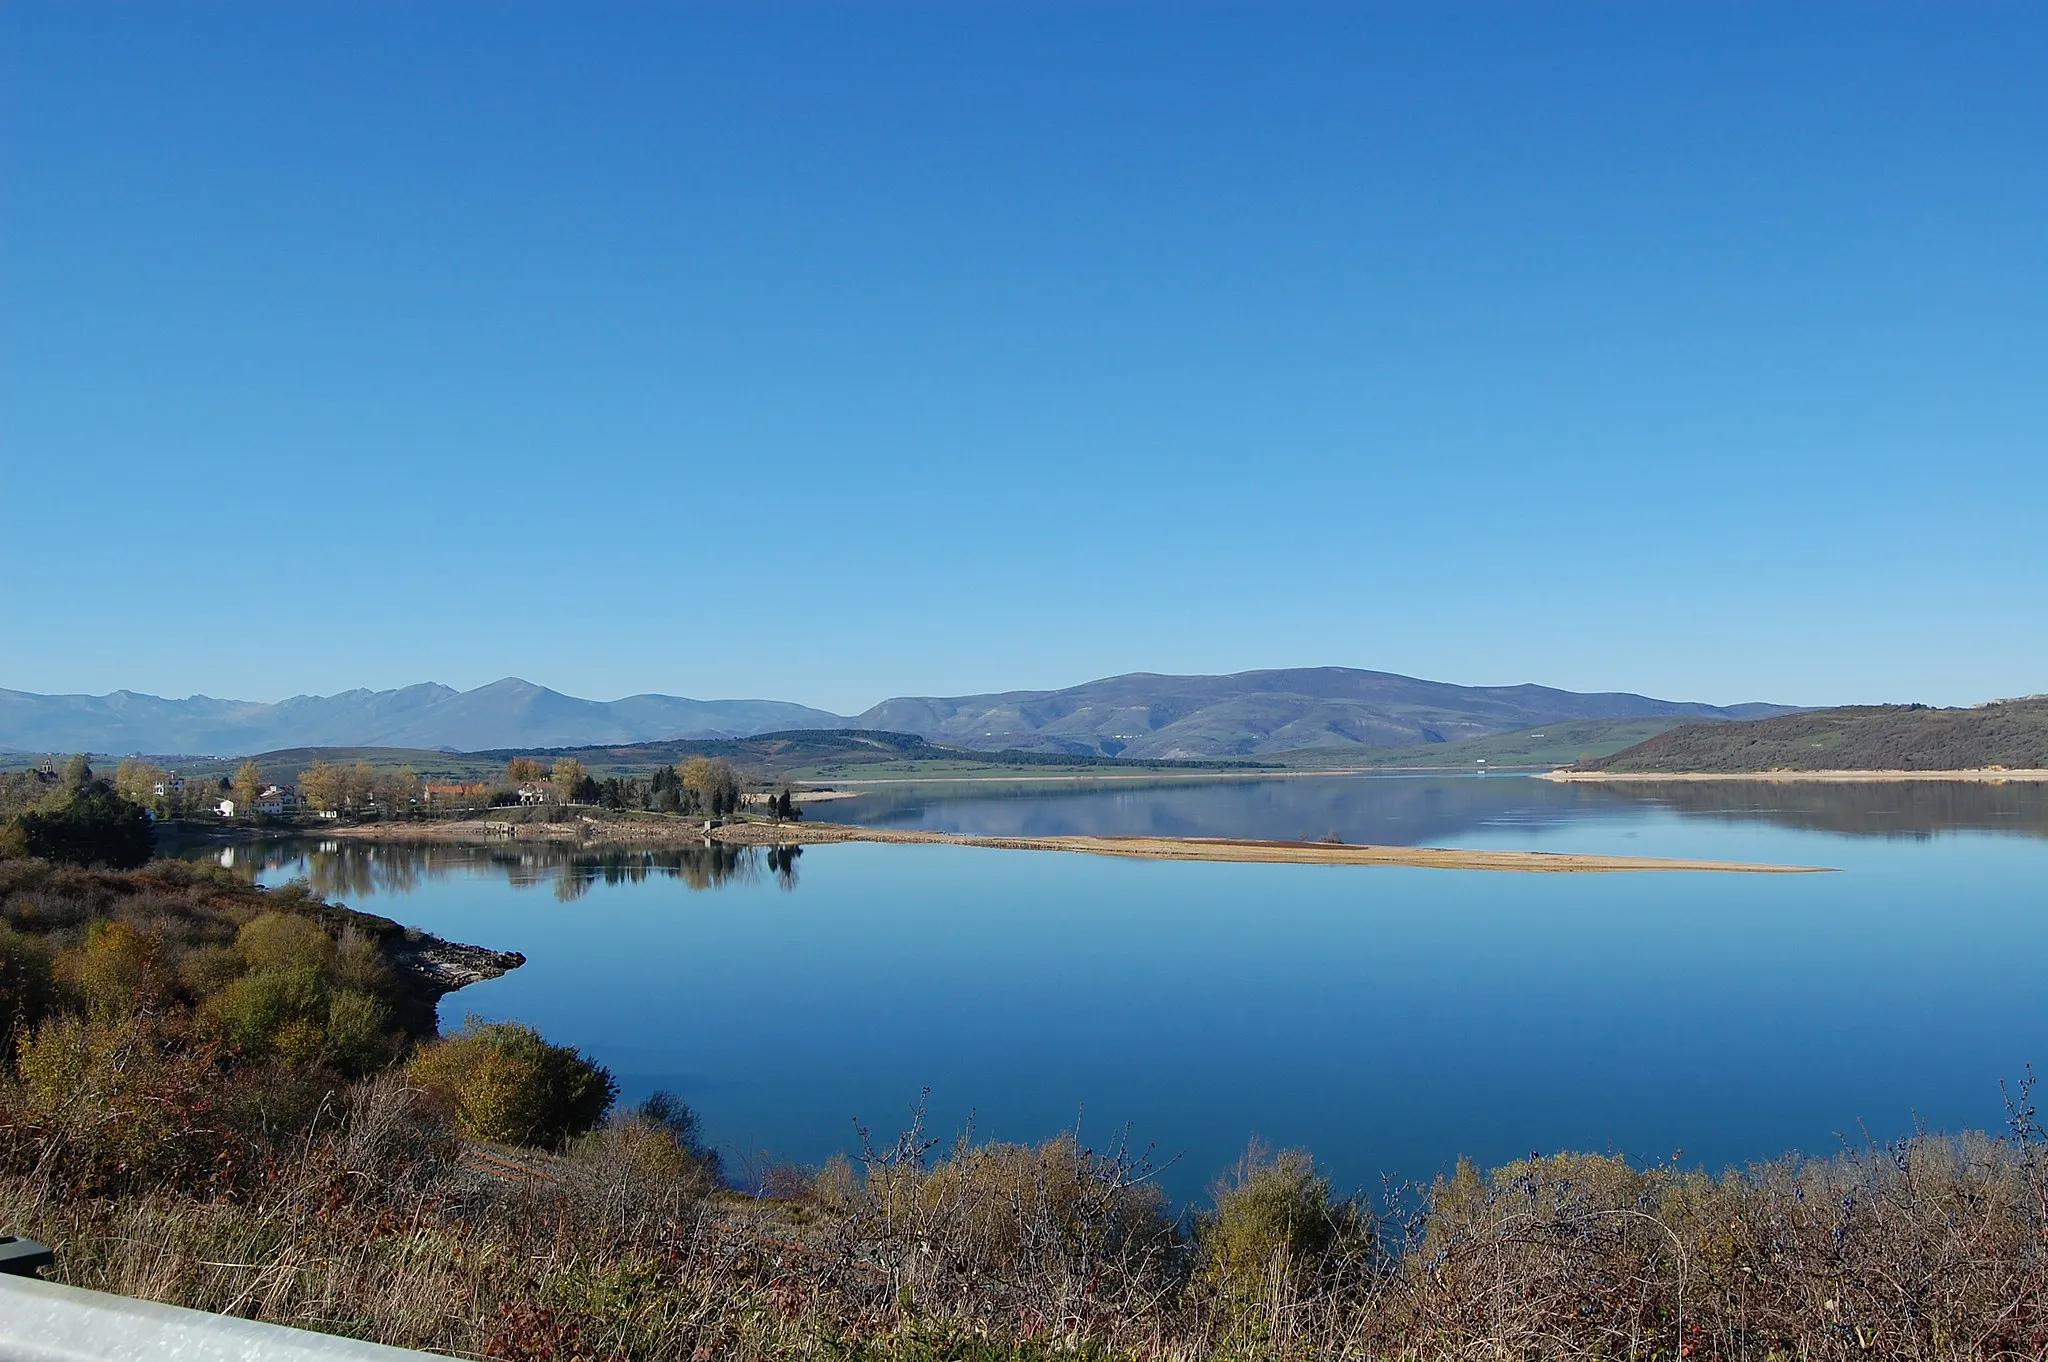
{"left": 0, "top": 860, "right": 2041, "bottom": 1359}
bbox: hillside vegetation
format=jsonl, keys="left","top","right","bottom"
{"left": 1582, "top": 697, "right": 2048, "bottom": 773}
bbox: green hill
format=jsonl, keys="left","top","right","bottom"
{"left": 1580, "top": 698, "right": 2048, "bottom": 773}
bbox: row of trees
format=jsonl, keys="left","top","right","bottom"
{"left": 497, "top": 755, "right": 750, "bottom": 818}
{"left": 298, "top": 760, "right": 421, "bottom": 815}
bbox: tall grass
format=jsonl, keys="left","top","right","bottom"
{"left": 6, "top": 1075, "right": 2045, "bottom": 1360}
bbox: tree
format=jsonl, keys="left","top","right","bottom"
{"left": 17, "top": 788, "right": 154, "bottom": 868}
{"left": 299, "top": 761, "right": 340, "bottom": 812}
{"left": 60, "top": 755, "right": 93, "bottom": 792}
{"left": 232, "top": 761, "right": 263, "bottom": 813}
{"left": 552, "top": 758, "right": 589, "bottom": 805}
{"left": 341, "top": 761, "right": 377, "bottom": 810}
{"left": 679, "top": 756, "right": 741, "bottom": 818}
{"left": 373, "top": 765, "right": 421, "bottom": 816}
{"left": 507, "top": 756, "right": 546, "bottom": 784}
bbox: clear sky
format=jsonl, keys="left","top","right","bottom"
{"left": 3, "top": 2, "right": 2041, "bottom": 715}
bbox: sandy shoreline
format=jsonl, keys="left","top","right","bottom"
{"left": 1544, "top": 768, "right": 2048, "bottom": 784}
{"left": 331, "top": 817, "right": 1828, "bottom": 874}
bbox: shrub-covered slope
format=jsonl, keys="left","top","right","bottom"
{"left": 1581, "top": 697, "right": 2048, "bottom": 773}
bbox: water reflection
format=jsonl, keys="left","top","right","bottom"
{"left": 194, "top": 837, "right": 803, "bottom": 901}
{"left": 1599, "top": 779, "right": 2048, "bottom": 840}
{"left": 824, "top": 774, "right": 2048, "bottom": 844}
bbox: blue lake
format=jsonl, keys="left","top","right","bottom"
{"left": 201, "top": 775, "right": 2048, "bottom": 1202}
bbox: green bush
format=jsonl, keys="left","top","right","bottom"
{"left": 1196, "top": 1145, "right": 1371, "bottom": 1310}
{"left": 236, "top": 911, "right": 336, "bottom": 973}
{"left": 408, "top": 1016, "right": 616, "bottom": 1147}
{"left": 207, "top": 965, "right": 327, "bottom": 1058}
{"left": 323, "top": 988, "right": 396, "bottom": 1074}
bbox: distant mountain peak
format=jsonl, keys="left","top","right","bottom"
{"left": 0, "top": 667, "right": 1793, "bottom": 761}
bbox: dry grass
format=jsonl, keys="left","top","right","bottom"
{"left": 5, "top": 1076, "right": 2046, "bottom": 1361}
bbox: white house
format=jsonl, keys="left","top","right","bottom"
{"left": 215, "top": 798, "right": 237, "bottom": 818}
{"left": 517, "top": 782, "right": 549, "bottom": 806}
{"left": 255, "top": 785, "right": 299, "bottom": 816}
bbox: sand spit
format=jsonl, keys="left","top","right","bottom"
{"left": 1545, "top": 769, "right": 2048, "bottom": 785}
{"left": 706, "top": 822, "right": 1828, "bottom": 873}
{"left": 329, "top": 818, "right": 1825, "bottom": 873}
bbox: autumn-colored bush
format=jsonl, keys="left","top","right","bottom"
{"left": 407, "top": 1017, "right": 616, "bottom": 1147}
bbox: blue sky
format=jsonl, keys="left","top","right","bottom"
{"left": 3, "top": 2, "right": 2041, "bottom": 714}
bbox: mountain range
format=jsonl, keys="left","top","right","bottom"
{"left": 0, "top": 679, "right": 841, "bottom": 756}
{"left": 0, "top": 669, "right": 1792, "bottom": 760}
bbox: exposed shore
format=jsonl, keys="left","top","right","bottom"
{"left": 1545, "top": 768, "right": 2048, "bottom": 784}
{"left": 331, "top": 816, "right": 1828, "bottom": 874}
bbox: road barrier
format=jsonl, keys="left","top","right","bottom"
{"left": 0, "top": 1268, "right": 440, "bottom": 1361}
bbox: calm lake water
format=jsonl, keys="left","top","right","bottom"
{"left": 190, "top": 775, "right": 2048, "bottom": 1202}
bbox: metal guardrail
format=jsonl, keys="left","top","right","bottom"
{"left": 0, "top": 1268, "right": 439, "bottom": 1361}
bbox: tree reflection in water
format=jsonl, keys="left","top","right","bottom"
{"left": 196, "top": 838, "right": 802, "bottom": 901}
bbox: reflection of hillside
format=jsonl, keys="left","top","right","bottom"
{"left": 828, "top": 776, "right": 1645, "bottom": 846}
{"left": 1598, "top": 781, "right": 2048, "bottom": 840}
{"left": 828, "top": 774, "right": 2048, "bottom": 844}
{"left": 197, "top": 838, "right": 803, "bottom": 899}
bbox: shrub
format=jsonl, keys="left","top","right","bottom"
{"left": 332, "top": 925, "right": 391, "bottom": 994}
{"left": 236, "top": 911, "right": 336, "bottom": 974}
{"left": 10, "top": 1012, "right": 228, "bottom": 1192}
{"left": 1196, "top": 1144, "right": 1373, "bottom": 1311}
{"left": 633, "top": 1089, "right": 720, "bottom": 1175}
{"left": 0, "top": 921, "right": 55, "bottom": 1059}
{"left": 61, "top": 920, "right": 166, "bottom": 1024}
{"left": 407, "top": 1017, "right": 615, "bottom": 1147}
{"left": 322, "top": 988, "right": 396, "bottom": 1075}
{"left": 206, "top": 965, "right": 327, "bottom": 1058}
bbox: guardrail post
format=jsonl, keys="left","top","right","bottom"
{"left": 0, "top": 1237, "right": 52, "bottom": 1278}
